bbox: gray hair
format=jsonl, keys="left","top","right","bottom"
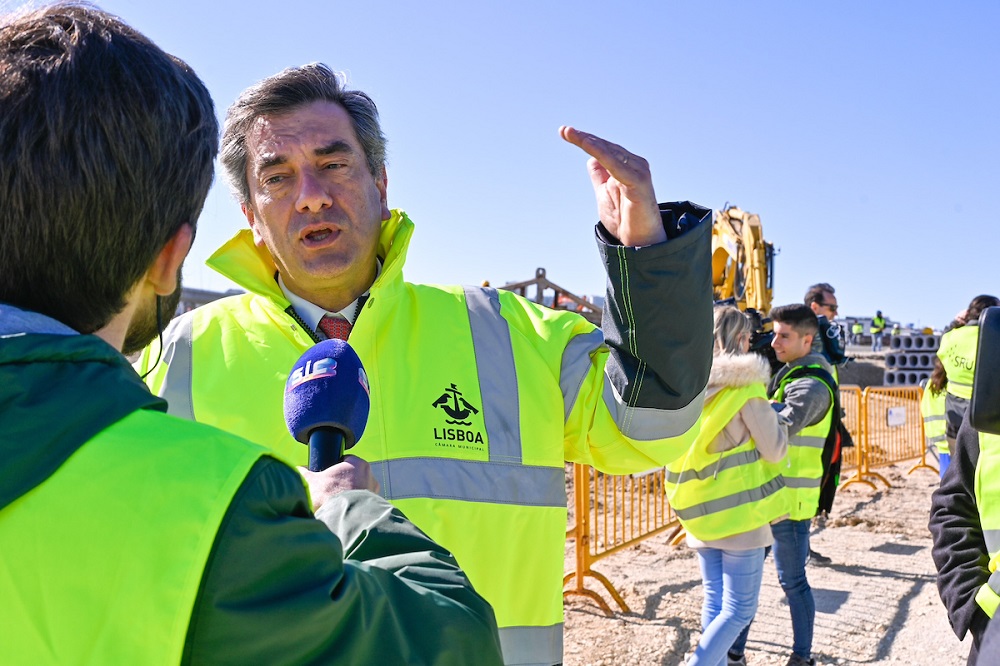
{"left": 713, "top": 305, "right": 752, "bottom": 355}
{"left": 220, "top": 63, "right": 386, "bottom": 204}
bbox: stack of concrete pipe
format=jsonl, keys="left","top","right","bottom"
{"left": 883, "top": 334, "right": 940, "bottom": 386}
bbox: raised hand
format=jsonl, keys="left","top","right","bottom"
{"left": 560, "top": 126, "right": 666, "bottom": 247}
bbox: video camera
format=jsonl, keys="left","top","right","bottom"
{"left": 714, "top": 299, "right": 781, "bottom": 374}
{"left": 745, "top": 307, "right": 782, "bottom": 374}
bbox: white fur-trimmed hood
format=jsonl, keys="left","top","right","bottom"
{"left": 708, "top": 353, "right": 772, "bottom": 391}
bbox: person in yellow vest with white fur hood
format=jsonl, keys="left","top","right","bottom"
{"left": 667, "top": 305, "right": 790, "bottom": 666}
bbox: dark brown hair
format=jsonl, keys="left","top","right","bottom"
{"left": 0, "top": 3, "right": 217, "bottom": 333}
{"left": 804, "top": 283, "right": 835, "bottom": 308}
{"left": 770, "top": 303, "right": 820, "bottom": 338}
{"left": 221, "top": 63, "right": 386, "bottom": 205}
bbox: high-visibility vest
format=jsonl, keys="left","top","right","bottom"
{"left": 975, "top": 432, "right": 1000, "bottom": 617}
{"left": 136, "top": 211, "right": 703, "bottom": 665}
{"left": 920, "top": 386, "right": 949, "bottom": 456}
{"left": 938, "top": 325, "right": 979, "bottom": 400}
{"left": 852, "top": 323, "right": 864, "bottom": 335}
{"left": 666, "top": 384, "right": 788, "bottom": 541}
{"left": 773, "top": 365, "right": 834, "bottom": 520}
{"left": 0, "top": 410, "right": 263, "bottom": 664}
{"left": 871, "top": 316, "right": 886, "bottom": 334}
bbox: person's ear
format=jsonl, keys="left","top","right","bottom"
{"left": 377, "top": 166, "right": 390, "bottom": 221}
{"left": 147, "top": 223, "right": 194, "bottom": 296}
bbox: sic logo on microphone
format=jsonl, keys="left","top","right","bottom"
{"left": 287, "top": 357, "right": 338, "bottom": 391}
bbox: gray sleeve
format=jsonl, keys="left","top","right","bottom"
{"left": 777, "top": 378, "right": 832, "bottom": 437}
{"left": 183, "top": 458, "right": 503, "bottom": 665}
{"left": 595, "top": 201, "right": 714, "bottom": 431}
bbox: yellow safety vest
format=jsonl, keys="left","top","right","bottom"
{"left": 136, "top": 211, "right": 702, "bottom": 665}
{"left": 975, "top": 433, "right": 1000, "bottom": 617}
{"left": 666, "top": 383, "right": 788, "bottom": 541}
{"left": 774, "top": 366, "right": 833, "bottom": 521}
{"left": 871, "top": 316, "right": 886, "bottom": 334}
{"left": 938, "top": 325, "right": 979, "bottom": 401}
{"left": 920, "top": 386, "right": 948, "bottom": 456}
{"left": 0, "top": 410, "right": 263, "bottom": 664}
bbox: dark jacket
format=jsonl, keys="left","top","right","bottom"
{"left": 930, "top": 410, "right": 992, "bottom": 653}
{"left": 811, "top": 315, "right": 849, "bottom": 366}
{"left": 0, "top": 305, "right": 503, "bottom": 665}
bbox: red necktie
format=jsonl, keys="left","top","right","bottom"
{"left": 318, "top": 314, "right": 352, "bottom": 341}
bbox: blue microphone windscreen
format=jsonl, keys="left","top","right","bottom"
{"left": 284, "top": 339, "right": 370, "bottom": 449}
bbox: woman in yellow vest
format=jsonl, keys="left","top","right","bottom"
{"left": 921, "top": 357, "right": 949, "bottom": 479}
{"left": 667, "top": 306, "right": 790, "bottom": 666}
{"left": 937, "top": 295, "right": 1000, "bottom": 446}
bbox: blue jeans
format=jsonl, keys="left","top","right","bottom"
{"left": 872, "top": 333, "right": 883, "bottom": 351}
{"left": 939, "top": 453, "right": 951, "bottom": 480}
{"left": 689, "top": 547, "right": 766, "bottom": 666}
{"left": 730, "top": 519, "right": 815, "bottom": 660}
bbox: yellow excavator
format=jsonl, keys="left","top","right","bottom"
{"left": 711, "top": 204, "right": 775, "bottom": 316}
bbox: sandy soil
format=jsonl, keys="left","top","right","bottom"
{"left": 563, "top": 461, "right": 971, "bottom": 665}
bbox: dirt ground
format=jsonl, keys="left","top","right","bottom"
{"left": 563, "top": 461, "right": 971, "bottom": 665}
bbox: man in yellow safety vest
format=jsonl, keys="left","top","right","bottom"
{"left": 136, "top": 64, "right": 714, "bottom": 664}
{"left": 0, "top": 6, "right": 502, "bottom": 663}
{"left": 730, "top": 304, "right": 835, "bottom": 666}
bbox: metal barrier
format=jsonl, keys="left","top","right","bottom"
{"left": 842, "top": 386, "right": 936, "bottom": 489}
{"left": 564, "top": 385, "right": 935, "bottom": 614}
{"left": 563, "top": 464, "right": 679, "bottom": 615}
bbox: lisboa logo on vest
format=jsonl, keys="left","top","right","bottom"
{"left": 431, "top": 383, "right": 485, "bottom": 450}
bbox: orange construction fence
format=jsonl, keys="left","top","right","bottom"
{"left": 563, "top": 464, "right": 680, "bottom": 614}
{"left": 564, "top": 384, "right": 936, "bottom": 613}
{"left": 840, "top": 385, "right": 937, "bottom": 490}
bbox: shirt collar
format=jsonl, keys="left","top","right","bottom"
{"left": 278, "top": 260, "right": 381, "bottom": 331}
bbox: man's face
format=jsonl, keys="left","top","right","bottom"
{"left": 810, "top": 291, "right": 838, "bottom": 320}
{"left": 243, "top": 100, "right": 390, "bottom": 307}
{"left": 771, "top": 321, "right": 814, "bottom": 364}
{"left": 122, "top": 268, "right": 183, "bottom": 355}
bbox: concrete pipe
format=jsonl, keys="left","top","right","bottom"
{"left": 886, "top": 353, "right": 899, "bottom": 369}
{"left": 925, "top": 335, "right": 941, "bottom": 351}
{"left": 902, "top": 336, "right": 914, "bottom": 350}
{"left": 890, "top": 336, "right": 903, "bottom": 350}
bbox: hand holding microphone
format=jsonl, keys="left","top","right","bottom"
{"left": 284, "top": 340, "right": 378, "bottom": 507}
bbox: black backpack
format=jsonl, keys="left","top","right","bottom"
{"left": 777, "top": 365, "right": 852, "bottom": 516}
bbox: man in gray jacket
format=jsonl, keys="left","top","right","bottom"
{"left": 730, "top": 304, "right": 834, "bottom": 666}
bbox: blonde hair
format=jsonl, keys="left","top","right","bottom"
{"left": 714, "top": 305, "right": 752, "bottom": 355}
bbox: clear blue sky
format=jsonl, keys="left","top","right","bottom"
{"left": 97, "top": 0, "right": 999, "bottom": 329}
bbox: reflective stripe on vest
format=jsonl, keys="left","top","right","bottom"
{"left": 775, "top": 366, "right": 833, "bottom": 521}
{"left": 498, "top": 624, "right": 563, "bottom": 666}
{"left": 156, "top": 313, "right": 196, "bottom": 421}
{"left": 938, "top": 326, "right": 979, "bottom": 401}
{"left": 666, "top": 384, "right": 788, "bottom": 541}
{"left": 0, "top": 409, "right": 262, "bottom": 664}
{"left": 603, "top": 374, "right": 706, "bottom": 441}
{"left": 975, "top": 432, "right": 1000, "bottom": 617}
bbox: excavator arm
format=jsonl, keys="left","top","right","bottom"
{"left": 711, "top": 205, "right": 775, "bottom": 316}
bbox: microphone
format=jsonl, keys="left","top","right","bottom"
{"left": 284, "top": 339, "right": 371, "bottom": 472}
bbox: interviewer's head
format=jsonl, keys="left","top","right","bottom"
{"left": 0, "top": 2, "right": 217, "bottom": 343}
